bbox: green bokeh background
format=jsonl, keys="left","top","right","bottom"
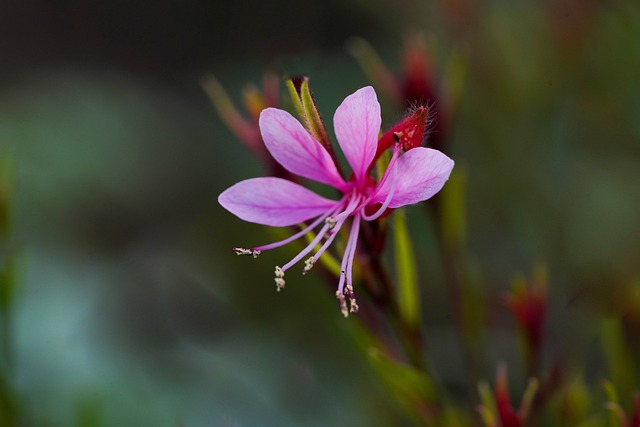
{"left": 0, "top": 0, "right": 639, "bottom": 425}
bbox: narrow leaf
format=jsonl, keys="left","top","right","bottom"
{"left": 285, "top": 78, "right": 305, "bottom": 122}
{"left": 201, "top": 75, "right": 260, "bottom": 147}
{"left": 368, "top": 347, "right": 437, "bottom": 423}
{"left": 478, "top": 380, "right": 498, "bottom": 420}
{"left": 442, "top": 48, "right": 468, "bottom": 114}
{"left": 393, "top": 210, "right": 420, "bottom": 327}
{"left": 299, "top": 79, "right": 332, "bottom": 154}
{"left": 440, "top": 167, "right": 466, "bottom": 254}
{"left": 477, "top": 405, "right": 498, "bottom": 427}
{"left": 346, "top": 37, "right": 401, "bottom": 105}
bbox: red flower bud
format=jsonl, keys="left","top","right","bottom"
{"left": 376, "top": 105, "right": 429, "bottom": 159}
{"left": 477, "top": 364, "right": 539, "bottom": 427}
{"left": 496, "top": 364, "right": 522, "bottom": 427}
{"left": 505, "top": 269, "right": 548, "bottom": 374}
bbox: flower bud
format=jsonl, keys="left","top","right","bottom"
{"left": 477, "top": 364, "right": 538, "bottom": 427}
{"left": 505, "top": 266, "right": 548, "bottom": 374}
{"left": 376, "top": 105, "right": 429, "bottom": 159}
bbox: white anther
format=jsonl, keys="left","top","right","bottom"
{"left": 345, "top": 285, "right": 358, "bottom": 313}
{"left": 274, "top": 266, "right": 285, "bottom": 291}
{"left": 325, "top": 217, "right": 337, "bottom": 229}
{"left": 349, "top": 300, "right": 359, "bottom": 313}
{"left": 302, "top": 257, "right": 315, "bottom": 275}
{"left": 233, "top": 247, "right": 261, "bottom": 258}
{"left": 336, "top": 291, "right": 349, "bottom": 318}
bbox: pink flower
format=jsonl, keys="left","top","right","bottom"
{"left": 218, "top": 86, "right": 454, "bottom": 316}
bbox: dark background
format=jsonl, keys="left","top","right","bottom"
{"left": 1, "top": 0, "right": 639, "bottom": 425}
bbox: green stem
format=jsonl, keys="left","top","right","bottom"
{"left": 359, "top": 220, "right": 427, "bottom": 371}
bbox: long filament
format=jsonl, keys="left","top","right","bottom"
{"left": 361, "top": 158, "right": 398, "bottom": 221}
{"left": 281, "top": 221, "right": 333, "bottom": 272}
{"left": 253, "top": 203, "right": 342, "bottom": 252}
{"left": 344, "top": 213, "right": 361, "bottom": 288}
{"left": 310, "top": 194, "right": 361, "bottom": 262}
{"left": 360, "top": 143, "right": 402, "bottom": 209}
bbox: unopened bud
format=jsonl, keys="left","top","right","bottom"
{"left": 376, "top": 105, "right": 429, "bottom": 158}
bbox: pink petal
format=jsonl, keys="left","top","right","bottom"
{"left": 371, "top": 148, "right": 454, "bottom": 208}
{"left": 260, "top": 108, "right": 346, "bottom": 190}
{"left": 218, "top": 177, "right": 339, "bottom": 227}
{"left": 333, "top": 86, "right": 381, "bottom": 184}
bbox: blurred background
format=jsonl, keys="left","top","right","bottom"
{"left": 0, "top": 0, "right": 639, "bottom": 425}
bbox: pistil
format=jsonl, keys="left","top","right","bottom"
{"left": 361, "top": 160, "right": 398, "bottom": 221}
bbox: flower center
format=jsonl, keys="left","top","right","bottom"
{"left": 231, "top": 143, "right": 402, "bottom": 317}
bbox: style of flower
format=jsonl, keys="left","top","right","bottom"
{"left": 218, "top": 86, "right": 454, "bottom": 316}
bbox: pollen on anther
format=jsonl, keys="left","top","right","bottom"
{"left": 350, "top": 300, "right": 359, "bottom": 313}
{"left": 303, "top": 257, "right": 315, "bottom": 275}
{"left": 274, "top": 266, "right": 285, "bottom": 291}
{"left": 233, "top": 247, "right": 261, "bottom": 258}
{"left": 336, "top": 291, "right": 349, "bottom": 318}
{"left": 346, "top": 285, "right": 359, "bottom": 313}
{"left": 325, "top": 217, "right": 337, "bottom": 229}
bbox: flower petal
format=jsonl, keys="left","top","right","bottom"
{"left": 260, "top": 108, "right": 346, "bottom": 190}
{"left": 333, "top": 86, "right": 381, "bottom": 183}
{"left": 218, "top": 177, "right": 339, "bottom": 227}
{"left": 371, "top": 148, "right": 454, "bottom": 208}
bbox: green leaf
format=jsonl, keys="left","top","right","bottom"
{"left": 442, "top": 48, "right": 468, "bottom": 113}
{"left": 393, "top": 210, "right": 420, "bottom": 327}
{"left": 299, "top": 80, "right": 329, "bottom": 145}
{"left": 438, "top": 404, "right": 471, "bottom": 427}
{"left": 601, "top": 319, "right": 635, "bottom": 397}
{"left": 557, "top": 376, "right": 590, "bottom": 425}
{"left": 368, "top": 347, "right": 437, "bottom": 423}
{"left": 285, "top": 78, "right": 305, "bottom": 122}
{"left": 285, "top": 77, "right": 337, "bottom": 164}
{"left": 346, "top": 37, "right": 399, "bottom": 105}
{"left": 477, "top": 380, "right": 498, "bottom": 420}
{"left": 440, "top": 168, "right": 467, "bottom": 254}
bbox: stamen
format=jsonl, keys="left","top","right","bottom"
{"left": 333, "top": 194, "right": 362, "bottom": 223}
{"left": 274, "top": 266, "right": 285, "bottom": 291}
{"left": 336, "top": 290, "right": 349, "bottom": 318}
{"left": 325, "top": 217, "right": 337, "bottom": 229}
{"left": 253, "top": 205, "right": 341, "bottom": 252}
{"left": 311, "top": 194, "right": 362, "bottom": 263}
{"left": 337, "top": 270, "right": 347, "bottom": 305}
{"left": 344, "top": 214, "right": 361, "bottom": 292}
{"left": 360, "top": 143, "right": 402, "bottom": 210}
{"left": 337, "top": 213, "right": 361, "bottom": 295}
{"left": 233, "top": 247, "right": 261, "bottom": 258}
{"left": 361, "top": 158, "right": 398, "bottom": 221}
{"left": 346, "top": 285, "right": 359, "bottom": 313}
{"left": 280, "top": 221, "right": 332, "bottom": 272}
{"left": 302, "top": 257, "right": 315, "bottom": 275}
